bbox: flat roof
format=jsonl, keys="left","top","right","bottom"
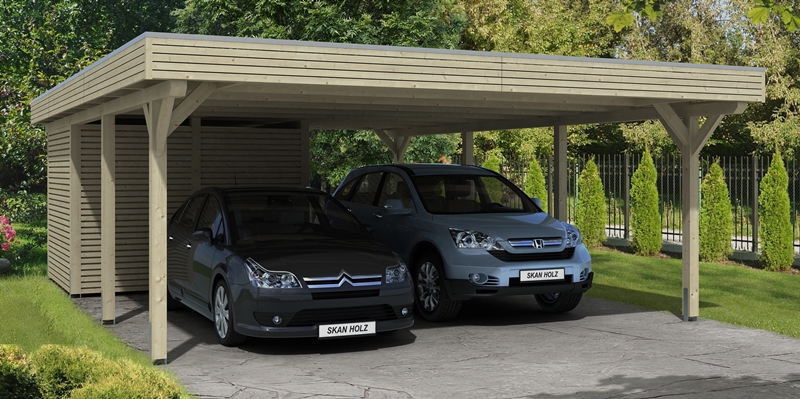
{"left": 31, "top": 32, "right": 766, "bottom": 134}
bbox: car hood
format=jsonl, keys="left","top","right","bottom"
{"left": 233, "top": 237, "right": 397, "bottom": 278}
{"left": 431, "top": 212, "right": 567, "bottom": 239}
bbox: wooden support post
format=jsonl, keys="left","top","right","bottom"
{"left": 553, "top": 125, "right": 568, "bottom": 221}
{"left": 656, "top": 104, "right": 726, "bottom": 321}
{"left": 144, "top": 97, "right": 175, "bottom": 365}
{"left": 100, "top": 114, "right": 116, "bottom": 324}
{"left": 374, "top": 130, "right": 411, "bottom": 164}
{"left": 69, "top": 125, "right": 82, "bottom": 295}
{"left": 462, "top": 131, "right": 474, "bottom": 165}
{"left": 301, "top": 121, "right": 310, "bottom": 186}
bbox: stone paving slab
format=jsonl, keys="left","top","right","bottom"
{"left": 74, "top": 294, "right": 800, "bottom": 399}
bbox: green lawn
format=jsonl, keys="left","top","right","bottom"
{"left": 588, "top": 248, "right": 800, "bottom": 338}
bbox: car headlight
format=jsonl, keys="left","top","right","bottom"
{"left": 564, "top": 225, "right": 582, "bottom": 248}
{"left": 244, "top": 258, "right": 301, "bottom": 289}
{"left": 386, "top": 254, "right": 408, "bottom": 284}
{"left": 449, "top": 228, "right": 504, "bottom": 250}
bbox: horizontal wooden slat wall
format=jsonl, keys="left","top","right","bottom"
{"left": 65, "top": 123, "right": 304, "bottom": 294}
{"left": 47, "top": 125, "right": 71, "bottom": 292}
{"left": 200, "top": 127, "right": 303, "bottom": 187}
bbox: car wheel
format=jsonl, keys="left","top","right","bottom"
{"left": 414, "top": 252, "right": 461, "bottom": 321}
{"left": 213, "top": 280, "right": 246, "bottom": 346}
{"left": 534, "top": 292, "right": 582, "bottom": 313}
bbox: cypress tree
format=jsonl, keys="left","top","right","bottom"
{"left": 630, "top": 149, "right": 662, "bottom": 256}
{"left": 576, "top": 158, "right": 607, "bottom": 248}
{"left": 758, "top": 152, "right": 794, "bottom": 271}
{"left": 699, "top": 160, "right": 734, "bottom": 262}
{"left": 482, "top": 152, "right": 503, "bottom": 201}
{"left": 525, "top": 158, "right": 548, "bottom": 212}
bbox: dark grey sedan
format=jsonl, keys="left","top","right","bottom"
{"left": 167, "top": 187, "right": 414, "bottom": 346}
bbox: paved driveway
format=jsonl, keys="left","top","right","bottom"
{"left": 75, "top": 294, "right": 800, "bottom": 399}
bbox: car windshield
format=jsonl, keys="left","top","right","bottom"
{"left": 226, "top": 192, "right": 371, "bottom": 244}
{"left": 412, "top": 174, "right": 538, "bottom": 215}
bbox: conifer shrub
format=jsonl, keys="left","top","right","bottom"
{"left": 482, "top": 152, "right": 503, "bottom": 201}
{"left": 699, "top": 160, "right": 733, "bottom": 262}
{"left": 481, "top": 153, "right": 501, "bottom": 173}
{"left": 525, "top": 158, "right": 548, "bottom": 212}
{"left": 630, "top": 149, "right": 662, "bottom": 256}
{"left": 758, "top": 152, "right": 794, "bottom": 271}
{"left": 576, "top": 158, "right": 606, "bottom": 248}
{"left": 70, "top": 359, "right": 185, "bottom": 399}
{"left": 30, "top": 345, "right": 116, "bottom": 399}
{"left": 0, "top": 345, "right": 40, "bottom": 399}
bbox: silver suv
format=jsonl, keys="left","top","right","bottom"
{"left": 334, "top": 164, "right": 593, "bottom": 321}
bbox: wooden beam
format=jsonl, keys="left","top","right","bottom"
{"left": 301, "top": 120, "right": 310, "bottom": 186}
{"left": 100, "top": 114, "right": 116, "bottom": 324}
{"left": 144, "top": 96, "right": 174, "bottom": 365}
{"left": 394, "top": 135, "right": 411, "bottom": 164}
{"left": 462, "top": 132, "right": 474, "bottom": 165}
{"left": 693, "top": 114, "right": 725, "bottom": 158}
{"left": 168, "top": 82, "right": 218, "bottom": 135}
{"left": 680, "top": 116, "right": 701, "bottom": 321}
{"left": 654, "top": 103, "right": 688, "bottom": 148}
{"left": 553, "top": 125, "right": 568, "bottom": 221}
{"left": 190, "top": 117, "right": 201, "bottom": 192}
{"left": 46, "top": 80, "right": 187, "bottom": 131}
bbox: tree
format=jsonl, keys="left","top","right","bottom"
{"left": 758, "top": 152, "right": 794, "bottom": 271}
{"left": 630, "top": 149, "right": 662, "bottom": 256}
{"left": 576, "top": 158, "right": 606, "bottom": 248}
{"left": 699, "top": 160, "right": 733, "bottom": 261}
{"left": 524, "top": 158, "right": 548, "bottom": 212}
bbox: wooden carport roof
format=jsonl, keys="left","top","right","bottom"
{"left": 31, "top": 32, "right": 765, "bottom": 363}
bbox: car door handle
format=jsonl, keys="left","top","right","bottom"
{"left": 186, "top": 244, "right": 192, "bottom": 249}
{"left": 372, "top": 212, "right": 383, "bottom": 218}
{"left": 169, "top": 236, "right": 173, "bottom": 241}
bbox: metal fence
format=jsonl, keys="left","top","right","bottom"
{"left": 503, "top": 154, "right": 800, "bottom": 254}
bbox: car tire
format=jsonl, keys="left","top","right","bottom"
{"left": 413, "top": 252, "right": 461, "bottom": 321}
{"left": 534, "top": 292, "right": 582, "bottom": 313}
{"left": 213, "top": 280, "right": 246, "bottom": 346}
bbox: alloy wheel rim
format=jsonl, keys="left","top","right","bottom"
{"left": 417, "top": 261, "right": 440, "bottom": 312}
{"left": 214, "top": 286, "right": 229, "bottom": 338}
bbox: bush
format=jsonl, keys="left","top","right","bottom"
{"left": 481, "top": 152, "right": 501, "bottom": 173}
{"left": 699, "top": 160, "right": 733, "bottom": 262}
{"left": 0, "top": 190, "right": 47, "bottom": 224}
{"left": 0, "top": 345, "right": 40, "bottom": 399}
{"left": 630, "top": 149, "right": 662, "bottom": 256}
{"left": 758, "top": 152, "right": 794, "bottom": 271}
{"left": 576, "top": 158, "right": 606, "bottom": 248}
{"left": 30, "top": 345, "right": 116, "bottom": 399}
{"left": 70, "top": 359, "right": 186, "bottom": 399}
{"left": 524, "top": 158, "right": 548, "bottom": 212}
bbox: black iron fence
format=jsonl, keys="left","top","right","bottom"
{"left": 501, "top": 154, "right": 800, "bottom": 254}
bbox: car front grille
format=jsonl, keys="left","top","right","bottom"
{"left": 488, "top": 247, "right": 575, "bottom": 262}
{"left": 311, "top": 289, "right": 380, "bottom": 300}
{"left": 287, "top": 305, "right": 397, "bottom": 327}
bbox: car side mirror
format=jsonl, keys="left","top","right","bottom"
{"left": 383, "top": 199, "right": 413, "bottom": 215}
{"left": 192, "top": 227, "right": 213, "bottom": 243}
{"left": 531, "top": 197, "right": 542, "bottom": 208}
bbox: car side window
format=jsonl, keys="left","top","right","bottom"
{"left": 197, "top": 196, "right": 223, "bottom": 235}
{"left": 377, "top": 173, "right": 413, "bottom": 208}
{"left": 350, "top": 172, "right": 383, "bottom": 206}
{"left": 334, "top": 177, "right": 360, "bottom": 201}
{"left": 179, "top": 195, "right": 206, "bottom": 230}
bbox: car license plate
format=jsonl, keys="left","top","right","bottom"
{"left": 319, "top": 321, "right": 376, "bottom": 338}
{"left": 520, "top": 268, "right": 564, "bottom": 282}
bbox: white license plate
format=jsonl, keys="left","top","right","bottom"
{"left": 520, "top": 268, "right": 565, "bottom": 282}
{"left": 319, "top": 321, "right": 376, "bottom": 338}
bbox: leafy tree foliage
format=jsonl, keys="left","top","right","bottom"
{"left": 524, "top": 158, "right": 548, "bottom": 212}
{"left": 576, "top": 158, "right": 606, "bottom": 247}
{"left": 758, "top": 152, "right": 794, "bottom": 271}
{"left": 630, "top": 149, "right": 662, "bottom": 255}
{"left": 699, "top": 160, "right": 733, "bottom": 261}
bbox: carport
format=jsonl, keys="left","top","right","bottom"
{"left": 30, "top": 32, "right": 765, "bottom": 363}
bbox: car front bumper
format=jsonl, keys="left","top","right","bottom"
{"left": 445, "top": 272, "right": 593, "bottom": 300}
{"left": 231, "top": 284, "right": 415, "bottom": 338}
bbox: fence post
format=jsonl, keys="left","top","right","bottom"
{"left": 752, "top": 154, "right": 759, "bottom": 253}
{"left": 624, "top": 153, "right": 631, "bottom": 240}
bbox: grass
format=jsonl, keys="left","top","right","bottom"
{"left": 588, "top": 247, "right": 800, "bottom": 338}
{"left": 4, "top": 220, "right": 48, "bottom": 276}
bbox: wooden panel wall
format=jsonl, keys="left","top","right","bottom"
{"left": 47, "top": 125, "right": 71, "bottom": 292}
{"left": 62, "top": 123, "right": 304, "bottom": 294}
